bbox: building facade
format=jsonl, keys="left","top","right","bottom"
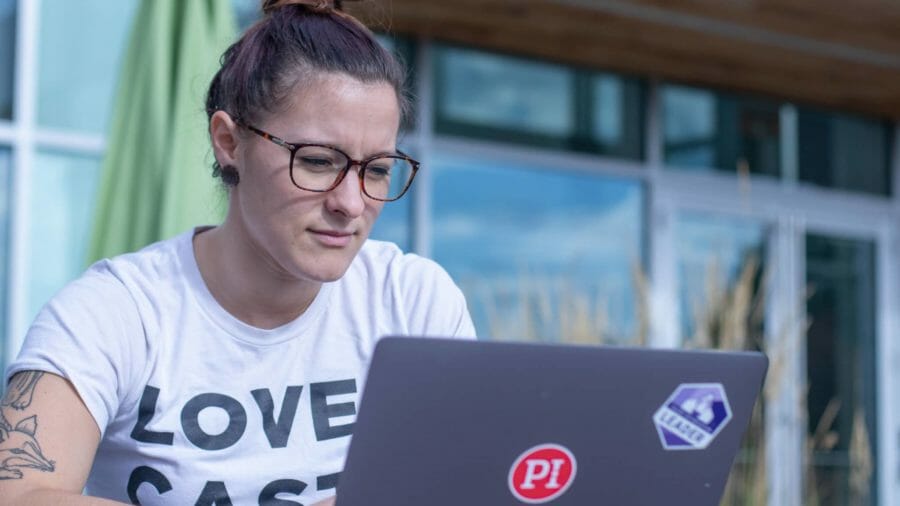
{"left": 1, "top": 1, "right": 898, "bottom": 505}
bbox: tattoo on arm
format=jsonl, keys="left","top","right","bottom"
{"left": 0, "top": 372, "right": 57, "bottom": 480}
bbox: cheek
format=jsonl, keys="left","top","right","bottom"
{"left": 239, "top": 167, "right": 314, "bottom": 240}
{"left": 363, "top": 200, "right": 385, "bottom": 226}
{"left": 241, "top": 150, "right": 300, "bottom": 209}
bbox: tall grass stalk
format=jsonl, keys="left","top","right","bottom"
{"left": 474, "top": 255, "right": 874, "bottom": 505}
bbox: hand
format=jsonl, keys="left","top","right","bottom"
{"left": 311, "top": 497, "right": 336, "bottom": 506}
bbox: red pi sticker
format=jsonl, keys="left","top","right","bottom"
{"left": 508, "top": 443, "right": 577, "bottom": 503}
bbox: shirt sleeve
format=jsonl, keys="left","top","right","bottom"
{"left": 4, "top": 265, "right": 147, "bottom": 438}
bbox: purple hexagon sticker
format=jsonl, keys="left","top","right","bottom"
{"left": 652, "top": 383, "right": 732, "bottom": 450}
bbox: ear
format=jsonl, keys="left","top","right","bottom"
{"left": 210, "top": 110, "right": 242, "bottom": 170}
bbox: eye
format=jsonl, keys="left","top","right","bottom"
{"left": 294, "top": 147, "right": 344, "bottom": 173}
{"left": 299, "top": 156, "right": 333, "bottom": 167}
{"left": 366, "top": 163, "right": 392, "bottom": 177}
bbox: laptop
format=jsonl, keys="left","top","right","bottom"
{"left": 336, "top": 337, "right": 768, "bottom": 505}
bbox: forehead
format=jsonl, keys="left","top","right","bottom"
{"left": 261, "top": 72, "right": 401, "bottom": 142}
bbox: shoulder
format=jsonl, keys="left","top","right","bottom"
{"left": 97, "top": 231, "right": 191, "bottom": 287}
{"left": 7, "top": 234, "right": 194, "bottom": 435}
{"left": 344, "top": 240, "right": 476, "bottom": 338}
{"left": 26, "top": 231, "right": 193, "bottom": 354}
{"left": 350, "top": 239, "right": 456, "bottom": 289}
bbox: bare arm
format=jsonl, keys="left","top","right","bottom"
{"left": 0, "top": 371, "right": 126, "bottom": 505}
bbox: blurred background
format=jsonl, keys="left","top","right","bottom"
{"left": 1, "top": 0, "right": 898, "bottom": 504}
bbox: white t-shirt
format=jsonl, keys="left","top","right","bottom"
{"left": 7, "top": 229, "right": 476, "bottom": 505}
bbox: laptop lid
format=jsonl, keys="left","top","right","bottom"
{"left": 336, "top": 337, "right": 768, "bottom": 506}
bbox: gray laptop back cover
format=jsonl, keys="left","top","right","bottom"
{"left": 336, "top": 337, "right": 768, "bottom": 506}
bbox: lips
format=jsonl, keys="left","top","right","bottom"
{"left": 309, "top": 229, "right": 354, "bottom": 247}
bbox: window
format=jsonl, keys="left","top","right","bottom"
{"left": 26, "top": 152, "right": 102, "bottom": 320}
{"left": 435, "top": 45, "right": 643, "bottom": 158}
{"left": 432, "top": 152, "right": 645, "bottom": 342}
{"left": 589, "top": 73, "right": 643, "bottom": 158}
{"left": 0, "top": 148, "right": 10, "bottom": 367}
{"left": 675, "top": 213, "right": 767, "bottom": 503}
{"left": 799, "top": 109, "right": 892, "bottom": 196}
{"left": 436, "top": 45, "right": 574, "bottom": 139}
{"left": 663, "top": 85, "right": 781, "bottom": 177}
{"left": 676, "top": 212, "right": 766, "bottom": 346}
{"left": 37, "top": 0, "right": 139, "bottom": 133}
{"left": 0, "top": 0, "right": 14, "bottom": 120}
{"left": 805, "top": 234, "right": 877, "bottom": 505}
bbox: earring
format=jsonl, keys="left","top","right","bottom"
{"left": 221, "top": 165, "right": 240, "bottom": 186}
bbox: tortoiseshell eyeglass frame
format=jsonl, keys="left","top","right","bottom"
{"left": 239, "top": 122, "right": 420, "bottom": 202}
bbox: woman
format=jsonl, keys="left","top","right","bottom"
{"left": 0, "top": 1, "right": 475, "bottom": 504}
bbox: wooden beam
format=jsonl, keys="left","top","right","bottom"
{"left": 348, "top": 0, "right": 900, "bottom": 119}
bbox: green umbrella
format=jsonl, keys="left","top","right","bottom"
{"left": 87, "top": 0, "right": 236, "bottom": 263}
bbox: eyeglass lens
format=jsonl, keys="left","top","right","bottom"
{"left": 291, "top": 145, "right": 414, "bottom": 201}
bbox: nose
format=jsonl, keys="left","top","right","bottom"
{"left": 324, "top": 164, "right": 367, "bottom": 218}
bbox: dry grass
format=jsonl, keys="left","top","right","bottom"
{"left": 686, "top": 255, "right": 770, "bottom": 506}
{"left": 473, "top": 255, "right": 875, "bottom": 505}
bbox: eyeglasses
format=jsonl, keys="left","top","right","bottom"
{"left": 241, "top": 123, "right": 419, "bottom": 202}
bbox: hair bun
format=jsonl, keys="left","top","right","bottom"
{"left": 261, "top": 0, "right": 336, "bottom": 15}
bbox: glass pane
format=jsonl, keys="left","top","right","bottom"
{"left": 432, "top": 152, "right": 644, "bottom": 343}
{"left": 0, "top": 0, "right": 15, "bottom": 120}
{"left": 0, "top": 148, "right": 10, "bottom": 369}
{"left": 37, "top": 0, "right": 139, "bottom": 132}
{"left": 799, "top": 109, "right": 892, "bottom": 196}
{"left": 676, "top": 213, "right": 766, "bottom": 348}
{"left": 663, "top": 85, "right": 781, "bottom": 177}
{"left": 588, "top": 73, "right": 643, "bottom": 159}
{"left": 676, "top": 213, "right": 767, "bottom": 504}
{"left": 435, "top": 45, "right": 575, "bottom": 138}
{"left": 805, "top": 234, "right": 877, "bottom": 506}
{"left": 27, "top": 152, "right": 102, "bottom": 321}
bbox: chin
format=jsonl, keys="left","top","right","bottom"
{"left": 311, "top": 269, "right": 349, "bottom": 283}
{"left": 300, "top": 258, "right": 355, "bottom": 283}
{"left": 291, "top": 238, "right": 366, "bottom": 283}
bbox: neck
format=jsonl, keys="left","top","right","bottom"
{"left": 193, "top": 224, "right": 321, "bottom": 330}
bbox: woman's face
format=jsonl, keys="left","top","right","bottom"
{"left": 223, "top": 73, "right": 401, "bottom": 283}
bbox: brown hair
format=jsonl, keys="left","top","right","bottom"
{"left": 206, "top": 0, "right": 409, "bottom": 185}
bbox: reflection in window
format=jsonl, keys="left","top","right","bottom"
{"left": 0, "top": 0, "right": 14, "bottom": 120}
{"left": 806, "top": 234, "right": 877, "bottom": 506}
{"left": 675, "top": 213, "right": 767, "bottom": 502}
{"left": 0, "top": 149, "right": 10, "bottom": 368}
{"left": 676, "top": 213, "right": 766, "bottom": 347}
{"left": 27, "top": 152, "right": 102, "bottom": 321}
{"left": 37, "top": 0, "right": 139, "bottom": 133}
{"left": 436, "top": 46, "right": 574, "bottom": 139}
{"left": 799, "top": 109, "right": 892, "bottom": 196}
{"left": 593, "top": 76, "right": 624, "bottom": 146}
{"left": 435, "top": 45, "right": 644, "bottom": 159}
{"left": 588, "top": 73, "right": 643, "bottom": 158}
{"left": 663, "top": 85, "right": 780, "bottom": 177}
{"left": 432, "top": 153, "right": 644, "bottom": 343}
